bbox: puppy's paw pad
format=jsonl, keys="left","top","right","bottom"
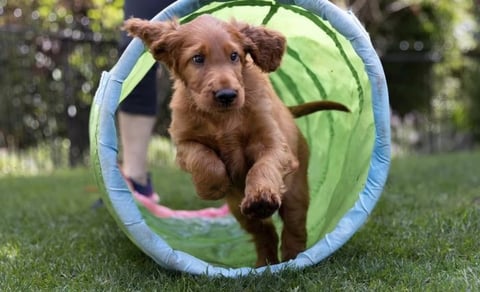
{"left": 240, "top": 193, "right": 281, "bottom": 219}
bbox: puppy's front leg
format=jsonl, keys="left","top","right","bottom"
{"left": 242, "top": 140, "right": 298, "bottom": 219}
{"left": 176, "top": 141, "right": 231, "bottom": 200}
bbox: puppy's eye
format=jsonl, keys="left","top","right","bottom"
{"left": 192, "top": 54, "right": 205, "bottom": 64}
{"left": 230, "top": 52, "right": 239, "bottom": 62}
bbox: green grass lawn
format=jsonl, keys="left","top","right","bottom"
{"left": 1, "top": 151, "right": 479, "bottom": 291}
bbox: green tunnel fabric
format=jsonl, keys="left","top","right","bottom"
{"left": 90, "top": 0, "right": 389, "bottom": 276}
{"left": 120, "top": 2, "right": 373, "bottom": 268}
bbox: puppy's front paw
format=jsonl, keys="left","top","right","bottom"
{"left": 192, "top": 162, "right": 230, "bottom": 200}
{"left": 194, "top": 180, "right": 229, "bottom": 200}
{"left": 241, "top": 187, "right": 281, "bottom": 219}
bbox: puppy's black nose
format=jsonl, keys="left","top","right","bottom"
{"left": 215, "top": 89, "right": 237, "bottom": 105}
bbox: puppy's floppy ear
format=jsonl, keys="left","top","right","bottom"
{"left": 233, "top": 21, "right": 286, "bottom": 72}
{"left": 122, "top": 18, "right": 179, "bottom": 68}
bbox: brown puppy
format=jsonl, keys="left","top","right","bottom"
{"left": 123, "top": 15, "right": 348, "bottom": 267}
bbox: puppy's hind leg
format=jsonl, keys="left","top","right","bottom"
{"left": 278, "top": 172, "right": 309, "bottom": 262}
{"left": 226, "top": 191, "right": 279, "bottom": 267}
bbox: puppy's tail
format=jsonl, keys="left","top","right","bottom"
{"left": 288, "top": 100, "right": 350, "bottom": 118}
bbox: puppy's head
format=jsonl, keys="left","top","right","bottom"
{"left": 123, "top": 15, "right": 286, "bottom": 113}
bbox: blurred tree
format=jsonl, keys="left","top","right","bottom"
{"left": 0, "top": 0, "right": 123, "bottom": 165}
{"left": 334, "top": 0, "right": 480, "bottom": 150}
{"left": 1, "top": 0, "right": 479, "bottom": 163}
{"left": 462, "top": 2, "right": 480, "bottom": 141}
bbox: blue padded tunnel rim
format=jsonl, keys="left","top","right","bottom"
{"left": 92, "top": 0, "right": 391, "bottom": 277}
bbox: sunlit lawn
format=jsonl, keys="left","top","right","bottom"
{"left": 1, "top": 151, "right": 479, "bottom": 290}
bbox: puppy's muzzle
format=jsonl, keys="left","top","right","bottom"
{"left": 215, "top": 89, "right": 237, "bottom": 106}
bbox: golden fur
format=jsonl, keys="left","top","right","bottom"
{"left": 123, "top": 15, "right": 347, "bottom": 266}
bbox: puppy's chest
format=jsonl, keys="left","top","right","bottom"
{"left": 199, "top": 128, "right": 253, "bottom": 182}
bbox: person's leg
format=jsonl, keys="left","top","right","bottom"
{"left": 117, "top": 0, "right": 174, "bottom": 201}
{"left": 118, "top": 63, "right": 160, "bottom": 201}
{"left": 118, "top": 111, "right": 156, "bottom": 186}
{"left": 86, "top": 0, "right": 175, "bottom": 210}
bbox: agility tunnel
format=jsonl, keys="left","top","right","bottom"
{"left": 89, "top": 0, "right": 390, "bottom": 276}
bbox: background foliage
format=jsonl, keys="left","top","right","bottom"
{"left": 0, "top": 0, "right": 122, "bottom": 166}
{"left": 0, "top": 0, "right": 479, "bottom": 167}
{"left": 337, "top": 0, "right": 480, "bottom": 153}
